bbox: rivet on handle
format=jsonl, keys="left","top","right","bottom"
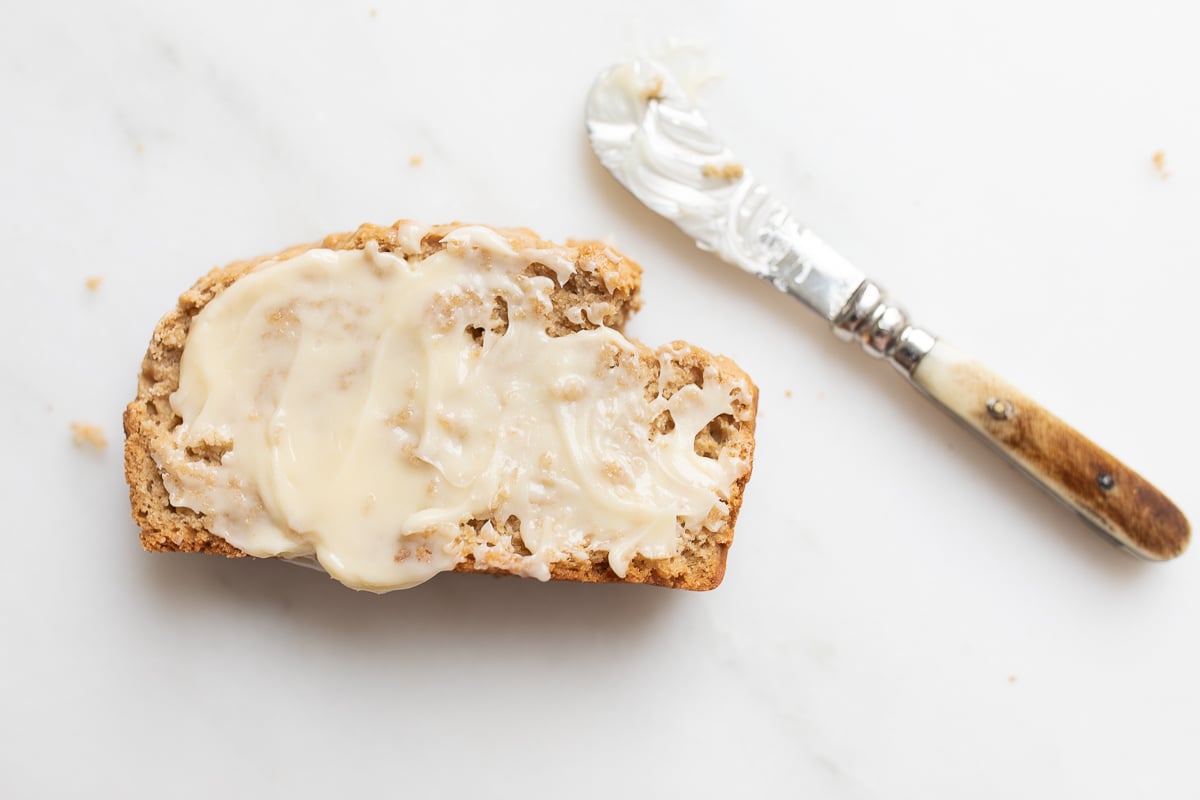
{"left": 986, "top": 398, "right": 1014, "bottom": 421}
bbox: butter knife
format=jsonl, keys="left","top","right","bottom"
{"left": 585, "top": 59, "right": 1190, "bottom": 561}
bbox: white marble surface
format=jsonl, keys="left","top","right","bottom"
{"left": 2, "top": 1, "right": 1198, "bottom": 797}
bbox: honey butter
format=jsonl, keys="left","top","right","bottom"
{"left": 151, "top": 225, "right": 752, "bottom": 591}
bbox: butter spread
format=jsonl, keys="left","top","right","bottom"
{"left": 152, "top": 225, "right": 752, "bottom": 591}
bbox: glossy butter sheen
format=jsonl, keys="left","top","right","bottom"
{"left": 151, "top": 226, "right": 752, "bottom": 591}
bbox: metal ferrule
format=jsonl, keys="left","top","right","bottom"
{"left": 832, "top": 281, "right": 936, "bottom": 375}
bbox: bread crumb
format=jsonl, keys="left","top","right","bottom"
{"left": 643, "top": 76, "right": 664, "bottom": 101}
{"left": 1152, "top": 150, "right": 1170, "bottom": 179}
{"left": 702, "top": 162, "right": 745, "bottom": 180}
{"left": 134, "top": 143, "right": 145, "bottom": 155}
{"left": 386, "top": 407, "right": 414, "bottom": 427}
{"left": 85, "top": 276, "right": 103, "bottom": 291}
{"left": 71, "top": 421, "right": 107, "bottom": 449}
{"left": 784, "top": 390, "right": 793, "bottom": 399}
{"left": 409, "top": 153, "right": 424, "bottom": 167}
{"left": 602, "top": 459, "right": 633, "bottom": 487}
{"left": 551, "top": 376, "right": 586, "bottom": 402}
{"left": 1007, "top": 674, "right": 1017, "bottom": 685}
{"left": 369, "top": 8, "right": 377, "bottom": 17}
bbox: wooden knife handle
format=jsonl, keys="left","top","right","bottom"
{"left": 910, "top": 340, "right": 1190, "bottom": 560}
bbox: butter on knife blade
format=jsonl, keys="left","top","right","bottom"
{"left": 585, "top": 58, "right": 1190, "bottom": 562}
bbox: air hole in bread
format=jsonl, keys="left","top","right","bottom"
{"left": 651, "top": 410, "right": 676, "bottom": 438}
{"left": 527, "top": 262, "right": 561, "bottom": 287}
{"left": 509, "top": 533, "right": 532, "bottom": 557}
{"left": 694, "top": 413, "right": 735, "bottom": 459}
{"left": 491, "top": 296, "right": 509, "bottom": 336}
{"left": 465, "top": 516, "right": 534, "bottom": 558}
{"left": 185, "top": 438, "right": 232, "bottom": 464}
{"left": 708, "top": 414, "right": 734, "bottom": 444}
{"left": 422, "top": 232, "right": 448, "bottom": 254}
{"left": 504, "top": 515, "right": 533, "bottom": 556}
{"left": 465, "top": 325, "right": 485, "bottom": 347}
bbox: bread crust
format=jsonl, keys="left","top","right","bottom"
{"left": 124, "top": 221, "right": 757, "bottom": 590}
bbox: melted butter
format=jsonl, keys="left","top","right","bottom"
{"left": 152, "top": 225, "right": 751, "bottom": 591}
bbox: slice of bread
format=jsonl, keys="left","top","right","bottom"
{"left": 124, "top": 221, "right": 757, "bottom": 591}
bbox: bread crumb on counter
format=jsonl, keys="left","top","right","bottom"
{"left": 702, "top": 162, "right": 744, "bottom": 180}
{"left": 1152, "top": 150, "right": 1170, "bottom": 179}
{"left": 85, "top": 276, "right": 103, "bottom": 291}
{"left": 784, "top": 389, "right": 793, "bottom": 399}
{"left": 370, "top": 8, "right": 377, "bottom": 17}
{"left": 409, "top": 154, "right": 424, "bottom": 167}
{"left": 71, "top": 421, "right": 107, "bottom": 449}
{"left": 1007, "top": 674, "right": 1017, "bottom": 685}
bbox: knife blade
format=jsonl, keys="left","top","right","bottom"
{"left": 585, "top": 58, "right": 1190, "bottom": 561}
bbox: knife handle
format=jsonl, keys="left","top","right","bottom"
{"left": 833, "top": 281, "right": 1191, "bottom": 561}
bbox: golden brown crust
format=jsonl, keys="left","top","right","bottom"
{"left": 124, "top": 220, "right": 757, "bottom": 591}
